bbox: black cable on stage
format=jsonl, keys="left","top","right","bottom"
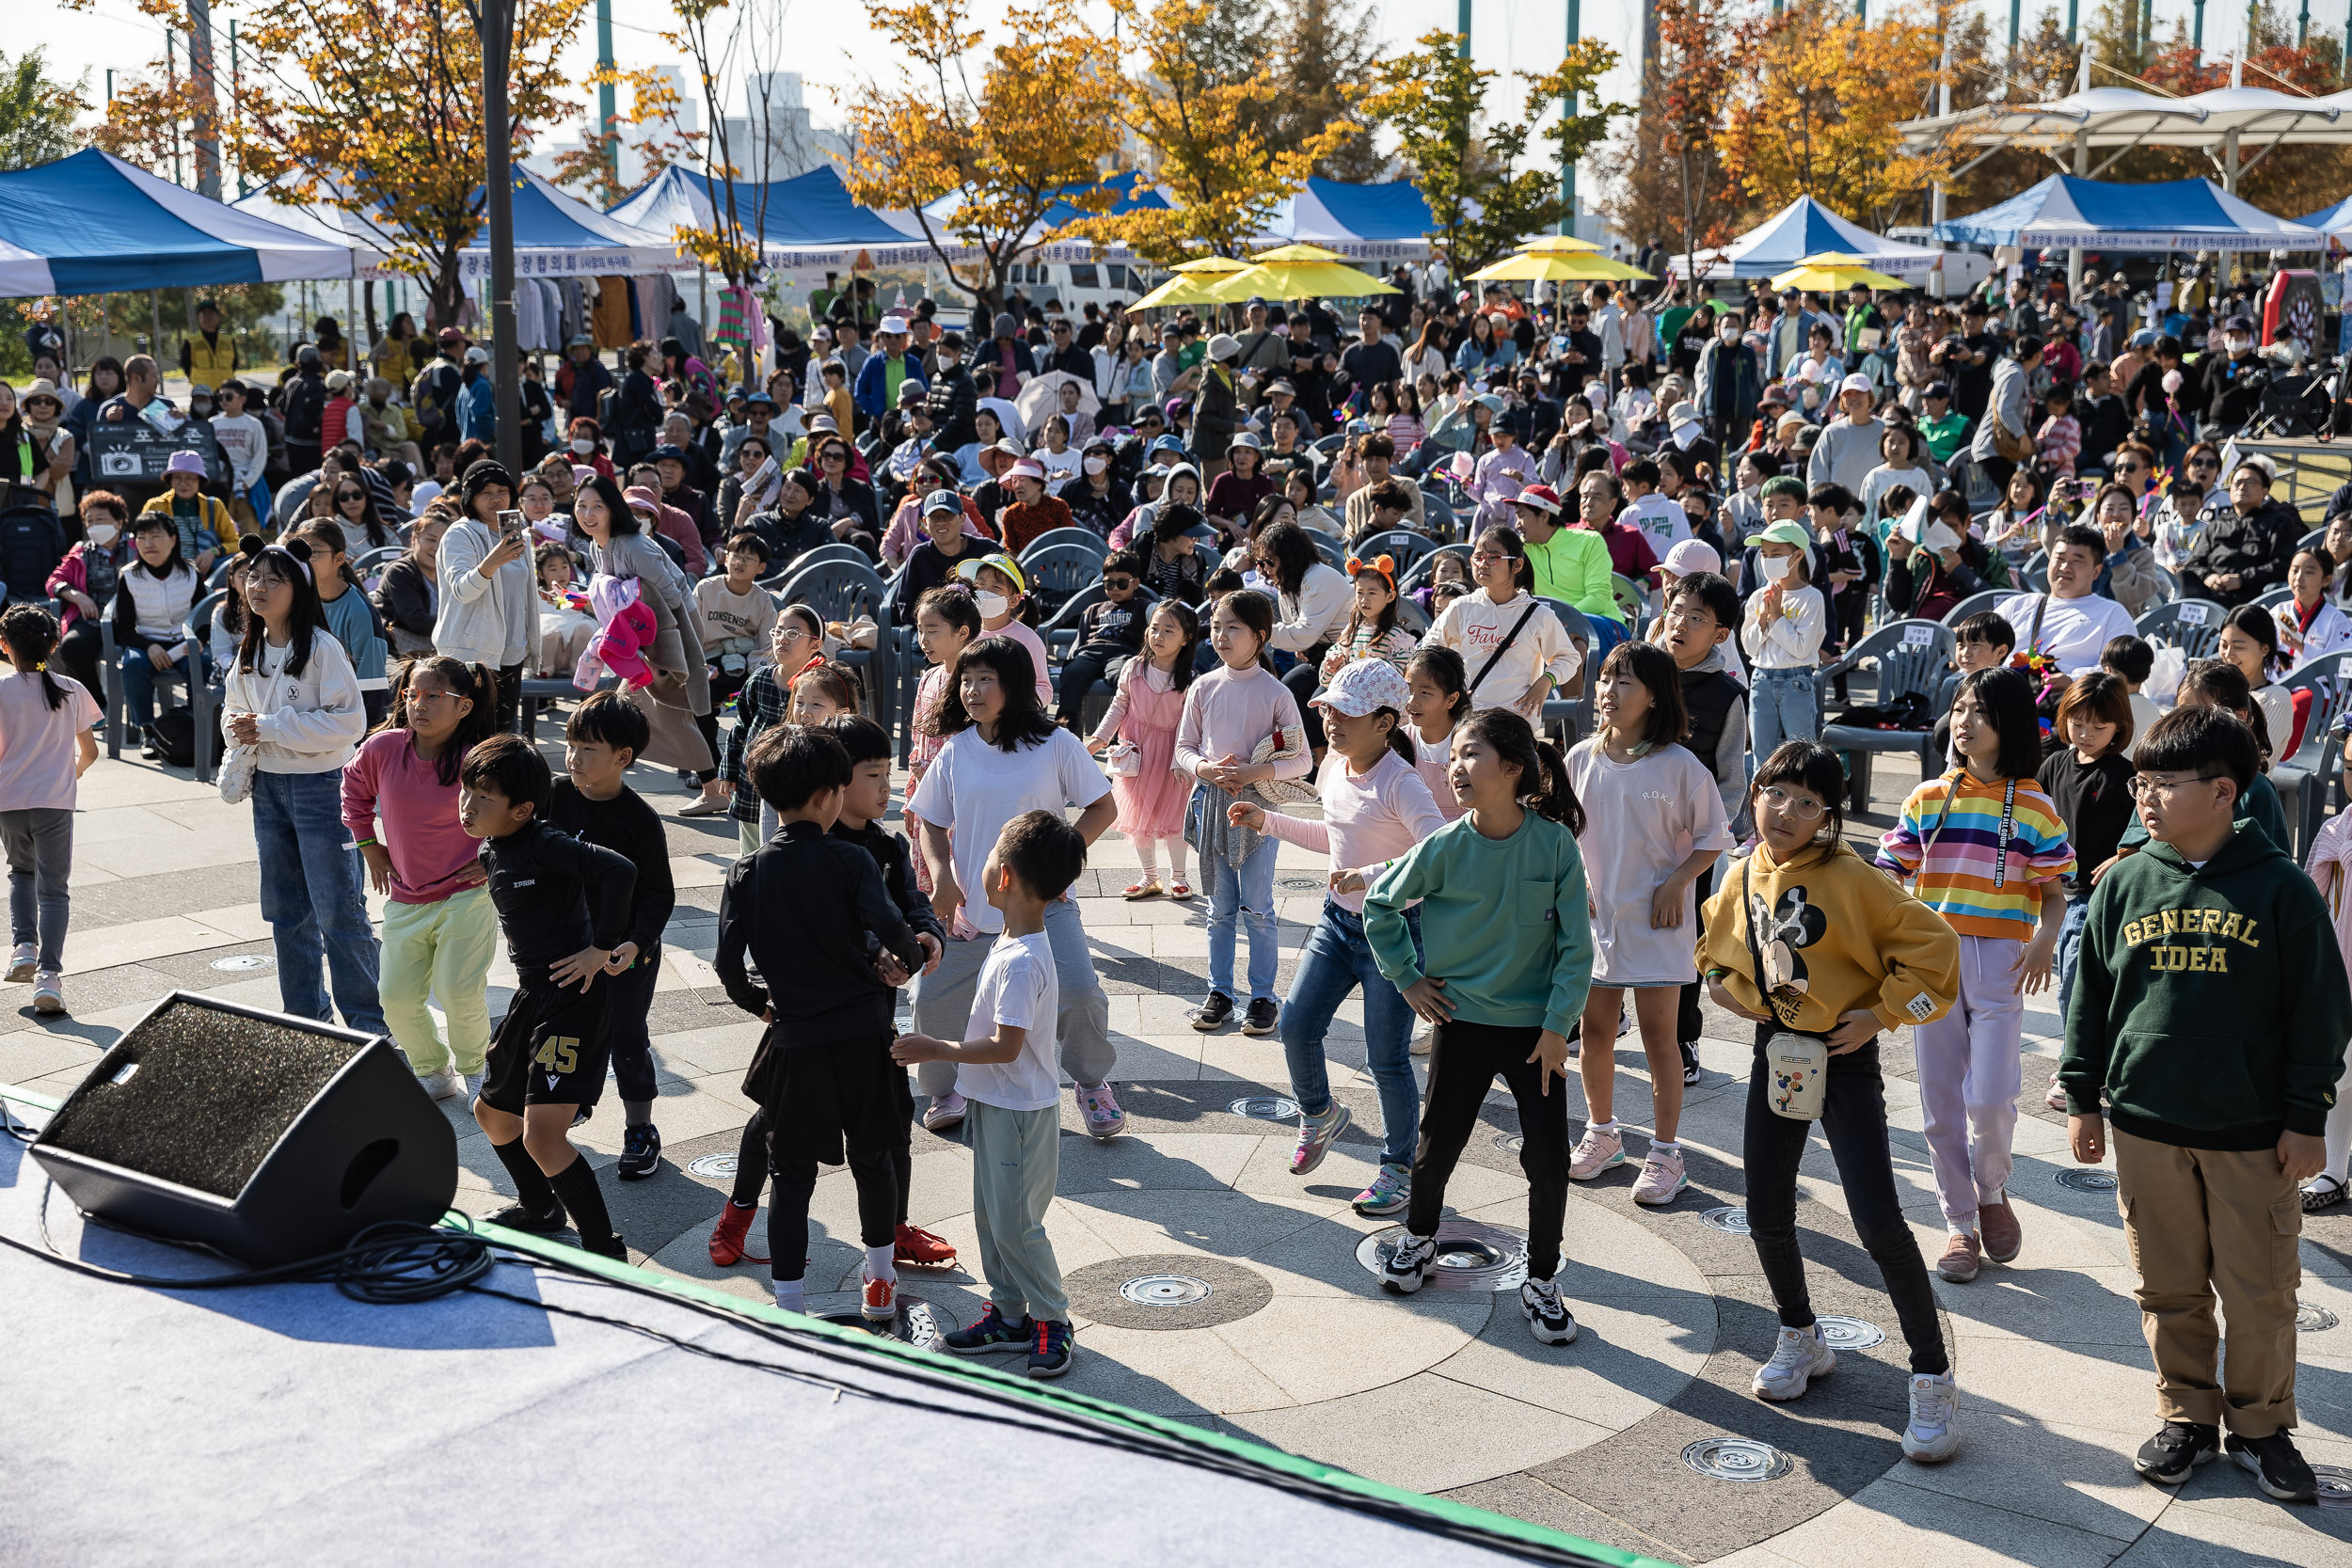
{"left": 0, "top": 1177, "right": 1606, "bottom": 1567}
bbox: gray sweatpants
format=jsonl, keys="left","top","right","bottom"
{"left": 967, "top": 1099, "right": 1067, "bottom": 1323}
{"left": 0, "top": 808, "right": 72, "bottom": 972}
{"left": 910, "top": 897, "right": 1113, "bottom": 1099}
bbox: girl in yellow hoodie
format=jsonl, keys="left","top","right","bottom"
{"left": 1699, "top": 740, "right": 1964, "bottom": 1462}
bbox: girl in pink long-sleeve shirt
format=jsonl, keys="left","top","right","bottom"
{"left": 1231, "top": 657, "right": 1448, "bottom": 1218}
{"left": 340, "top": 656, "right": 501, "bottom": 1096}
{"left": 1174, "top": 592, "right": 1311, "bottom": 1034}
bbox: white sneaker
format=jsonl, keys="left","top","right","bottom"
{"left": 461, "top": 1071, "right": 485, "bottom": 1102}
{"left": 415, "top": 1069, "right": 462, "bottom": 1101}
{"left": 1519, "top": 1275, "right": 1580, "bottom": 1344}
{"left": 5, "top": 942, "right": 35, "bottom": 983}
{"left": 1903, "top": 1372, "right": 1962, "bottom": 1463}
{"left": 1379, "top": 1232, "right": 1438, "bottom": 1294}
{"left": 31, "top": 971, "right": 64, "bottom": 1014}
{"left": 1409, "top": 1021, "right": 1433, "bottom": 1056}
{"left": 1753, "top": 1323, "right": 1836, "bottom": 1402}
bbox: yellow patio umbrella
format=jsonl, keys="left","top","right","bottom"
{"left": 1248, "top": 243, "right": 1348, "bottom": 263}
{"left": 1131, "top": 272, "right": 1234, "bottom": 309}
{"left": 1470, "top": 251, "right": 1652, "bottom": 283}
{"left": 1168, "top": 254, "right": 1253, "bottom": 275}
{"left": 1768, "top": 252, "right": 1907, "bottom": 293}
{"left": 1197, "top": 258, "right": 1400, "bottom": 303}
{"left": 1514, "top": 233, "right": 1604, "bottom": 255}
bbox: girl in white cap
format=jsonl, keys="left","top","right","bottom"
{"left": 1230, "top": 657, "right": 1448, "bottom": 1217}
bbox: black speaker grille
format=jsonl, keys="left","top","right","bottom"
{"left": 40, "top": 998, "right": 363, "bottom": 1200}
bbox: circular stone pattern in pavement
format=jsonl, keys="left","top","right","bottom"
{"left": 1065, "top": 1254, "right": 1274, "bottom": 1330}
{"left": 1353, "top": 1220, "right": 1530, "bottom": 1292}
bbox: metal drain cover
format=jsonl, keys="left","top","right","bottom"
{"left": 1701, "top": 1207, "right": 1752, "bottom": 1235}
{"left": 2054, "top": 1168, "right": 2118, "bottom": 1192}
{"left": 2315, "top": 1465, "right": 2352, "bottom": 1510}
{"left": 1815, "top": 1315, "right": 1885, "bottom": 1350}
{"left": 2300, "top": 1303, "right": 2341, "bottom": 1333}
{"left": 687, "top": 1154, "right": 740, "bottom": 1179}
{"left": 1492, "top": 1133, "right": 1525, "bottom": 1154}
{"left": 1355, "top": 1219, "right": 1529, "bottom": 1292}
{"left": 209, "top": 954, "right": 275, "bottom": 971}
{"left": 1120, "top": 1273, "right": 1213, "bottom": 1307}
{"left": 1229, "top": 1095, "right": 1300, "bottom": 1122}
{"left": 1279, "top": 877, "right": 1324, "bottom": 891}
{"left": 1682, "top": 1437, "right": 1792, "bottom": 1482}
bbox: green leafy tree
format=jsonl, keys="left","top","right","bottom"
{"left": 1353, "top": 29, "right": 1625, "bottom": 276}
{"left": 0, "top": 47, "right": 84, "bottom": 171}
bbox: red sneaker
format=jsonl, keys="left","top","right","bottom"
{"left": 708, "top": 1200, "right": 767, "bottom": 1266}
{"left": 895, "top": 1222, "right": 959, "bottom": 1268}
{"left": 861, "top": 1268, "right": 898, "bottom": 1322}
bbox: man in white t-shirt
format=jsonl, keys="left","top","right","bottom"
{"left": 1996, "top": 523, "right": 2139, "bottom": 675}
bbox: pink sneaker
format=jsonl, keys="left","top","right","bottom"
{"left": 1630, "top": 1146, "right": 1687, "bottom": 1206}
{"left": 2044, "top": 1072, "right": 2067, "bottom": 1111}
{"left": 1568, "top": 1125, "right": 1625, "bottom": 1181}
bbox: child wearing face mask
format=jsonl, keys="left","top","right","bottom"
{"left": 1740, "top": 519, "right": 1829, "bottom": 761}
{"left": 47, "top": 493, "right": 131, "bottom": 700}
{"left": 957, "top": 554, "right": 1053, "bottom": 706}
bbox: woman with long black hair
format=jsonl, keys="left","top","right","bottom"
{"left": 572, "top": 473, "right": 713, "bottom": 779}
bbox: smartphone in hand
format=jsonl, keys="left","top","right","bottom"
{"left": 497, "top": 508, "right": 526, "bottom": 542}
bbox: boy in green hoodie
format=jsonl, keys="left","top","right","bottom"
{"left": 2061, "top": 705, "right": 2348, "bottom": 1505}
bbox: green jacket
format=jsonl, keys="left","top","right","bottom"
{"left": 1363, "top": 811, "right": 1593, "bottom": 1037}
{"left": 2060, "top": 821, "right": 2350, "bottom": 1149}
{"left": 1526, "top": 523, "right": 1615, "bottom": 621}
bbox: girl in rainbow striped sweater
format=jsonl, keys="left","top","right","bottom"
{"left": 1877, "top": 667, "right": 2074, "bottom": 1287}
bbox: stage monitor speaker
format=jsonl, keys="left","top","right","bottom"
{"left": 30, "top": 991, "right": 458, "bottom": 1266}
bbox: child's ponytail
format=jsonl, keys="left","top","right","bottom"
{"left": 0, "top": 604, "right": 68, "bottom": 712}
{"left": 1375, "top": 706, "right": 1416, "bottom": 767}
{"left": 1457, "top": 707, "right": 1583, "bottom": 834}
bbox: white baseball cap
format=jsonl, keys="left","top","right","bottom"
{"left": 1838, "top": 372, "right": 1873, "bottom": 396}
{"left": 1661, "top": 539, "right": 1722, "bottom": 578}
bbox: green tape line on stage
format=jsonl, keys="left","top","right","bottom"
{"left": 0, "top": 1078, "right": 1664, "bottom": 1568}
{"left": 463, "top": 1212, "right": 1670, "bottom": 1568}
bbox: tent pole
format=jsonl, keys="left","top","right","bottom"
{"left": 151, "top": 290, "right": 162, "bottom": 365}
{"left": 2069, "top": 130, "right": 2087, "bottom": 298}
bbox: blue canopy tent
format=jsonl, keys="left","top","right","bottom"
{"left": 1251, "top": 179, "right": 1436, "bottom": 261}
{"left": 0, "top": 149, "right": 355, "bottom": 296}
{"left": 1935, "top": 174, "right": 2319, "bottom": 251}
{"left": 1673, "top": 195, "right": 1942, "bottom": 280}
{"left": 455, "top": 168, "right": 684, "bottom": 277}
{"left": 614, "top": 165, "right": 934, "bottom": 267}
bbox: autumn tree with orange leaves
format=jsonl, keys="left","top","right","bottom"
{"left": 843, "top": 0, "right": 1122, "bottom": 315}
{"left": 85, "top": 0, "right": 591, "bottom": 331}
{"left": 1716, "top": 0, "right": 1954, "bottom": 232}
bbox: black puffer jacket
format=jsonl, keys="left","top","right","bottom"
{"left": 926, "top": 363, "right": 977, "bottom": 452}
{"left": 2181, "top": 495, "right": 2302, "bottom": 608}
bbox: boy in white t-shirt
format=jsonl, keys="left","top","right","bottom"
{"left": 893, "top": 809, "right": 1087, "bottom": 1379}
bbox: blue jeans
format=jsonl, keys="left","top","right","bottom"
{"left": 251, "top": 768, "right": 385, "bottom": 1036}
{"left": 120, "top": 642, "right": 192, "bottom": 731}
{"left": 1748, "top": 665, "right": 1819, "bottom": 764}
{"left": 2054, "top": 892, "right": 2090, "bottom": 1020}
{"left": 1584, "top": 613, "right": 1629, "bottom": 660}
{"left": 1197, "top": 798, "right": 1280, "bottom": 1002}
{"left": 1280, "top": 901, "right": 1423, "bottom": 1166}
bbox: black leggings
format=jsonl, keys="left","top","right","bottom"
{"left": 1406, "top": 1019, "right": 1571, "bottom": 1279}
{"left": 1056, "top": 646, "right": 1129, "bottom": 726}
{"left": 694, "top": 670, "right": 744, "bottom": 784}
{"left": 56, "top": 621, "right": 103, "bottom": 701}
{"left": 1742, "top": 1022, "right": 1949, "bottom": 1375}
{"left": 731, "top": 1105, "right": 914, "bottom": 1232}
{"left": 1281, "top": 655, "right": 1327, "bottom": 752}
{"left": 1677, "top": 863, "right": 1716, "bottom": 1046}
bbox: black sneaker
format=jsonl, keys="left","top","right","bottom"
{"left": 581, "top": 1231, "right": 628, "bottom": 1261}
{"left": 617, "top": 1122, "right": 662, "bottom": 1180}
{"left": 1242, "top": 997, "right": 1279, "bottom": 1037}
{"left": 2134, "top": 1419, "right": 2220, "bottom": 1485}
{"left": 1191, "top": 991, "right": 1235, "bottom": 1032}
{"left": 1679, "top": 1040, "right": 1700, "bottom": 1085}
{"left": 1519, "top": 1276, "right": 1580, "bottom": 1345}
{"left": 1380, "top": 1232, "right": 1438, "bottom": 1294}
{"left": 1026, "top": 1319, "right": 1075, "bottom": 1379}
{"left": 485, "top": 1199, "right": 566, "bottom": 1234}
{"left": 944, "top": 1303, "right": 1032, "bottom": 1354}
{"left": 2228, "top": 1430, "right": 2319, "bottom": 1501}
{"left": 572, "top": 1104, "right": 593, "bottom": 1128}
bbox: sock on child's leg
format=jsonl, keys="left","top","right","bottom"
{"left": 865, "top": 1243, "right": 898, "bottom": 1285}
{"left": 623, "top": 1099, "right": 654, "bottom": 1127}
{"left": 771, "top": 1276, "right": 805, "bottom": 1313}
{"left": 1165, "top": 835, "right": 1188, "bottom": 884}
{"left": 1134, "top": 835, "right": 1159, "bottom": 879}
{"left": 547, "top": 1153, "right": 617, "bottom": 1248}
{"left": 489, "top": 1135, "right": 560, "bottom": 1216}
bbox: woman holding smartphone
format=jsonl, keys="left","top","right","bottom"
{"left": 431, "top": 461, "right": 533, "bottom": 731}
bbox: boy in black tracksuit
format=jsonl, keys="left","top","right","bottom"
{"left": 2061, "top": 707, "right": 2350, "bottom": 1503}
{"left": 461, "top": 735, "right": 639, "bottom": 1259}
{"left": 713, "top": 724, "right": 923, "bottom": 1320}
{"left": 545, "top": 692, "right": 677, "bottom": 1180}
{"left": 1054, "top": 547, "right": 1151, "bottom": 726}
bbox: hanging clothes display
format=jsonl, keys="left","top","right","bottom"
{"left": 559, "top": 278, "right": 587, "bottom": 343}
{"left": 632, "top": 275, "right": 667, "bottom": 348}
{"left": 592, "top": 275, "right": 633, "bottom": 349}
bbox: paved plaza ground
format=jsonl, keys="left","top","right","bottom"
{"left": 9, "top": 739, "right": 2352, "bottom": 1567}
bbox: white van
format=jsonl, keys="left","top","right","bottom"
{"left": 1000, "top": 258, "right": 1157, "bottom": 316}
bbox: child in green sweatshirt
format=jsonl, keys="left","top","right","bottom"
{"left": 2062, "top": 706, "right": 2350, "bottom": 1506}
{"left": 1363, "top": 708, "right": 1593, "bottom": 1348}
